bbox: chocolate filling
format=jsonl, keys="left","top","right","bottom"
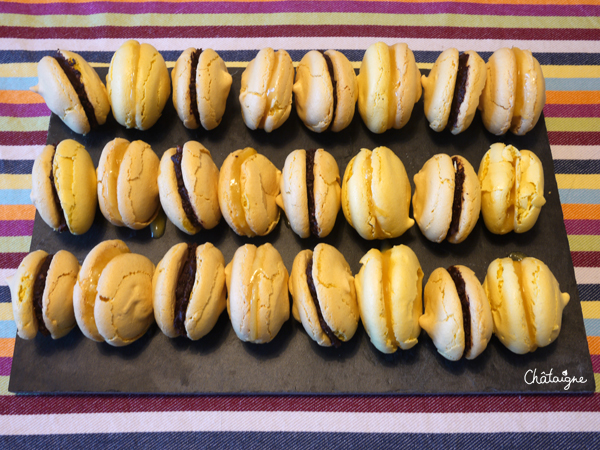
{"left": 306, "top": 258, "right": 341, "bottom": 348}
{"left": 305, "top": 149, "right": 319, "bottom": 236}
{"left": 447, "top": 156, "right": 466, "bottom": 238}
{"left": 53, "top": 51, "right": 98, "bottom": 130}
{"left": 32, "top": 254, "right": 54, "bottom": 336}
{"left": 173, "top": 243, "right": 198, "bottom": 337}
{"left": 171, "top": 146, "right": 202, "bottom": 230}
{"left": 188, "top": 48, "right": 202, "bottom": 127}
{"left": 447, "top": 266, "right": 472, "bottom": 358}
{"left": 49, "top": 147, "right": 68, "bottom": 233}
{"left": 447, "top": 52, "right": 470, "bottom": 131}
{"left": 320, "top": 51, "right": 338, "bottom": 130}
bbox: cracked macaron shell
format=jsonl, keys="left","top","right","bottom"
{"left": 153, "top": 242, "right": 226, "bottom": 340}
{"left": 97, "top": 138, "right": 129, "bottom": 227}
{"left": 94, "top": 252, "right": 155, "bottom": 347}
{"left": 449, "top": 50, "right": 487, "bottom": 135}
{"left": 158, "top": 141, "right": 221, "bottom": 235}
{"left": 218, "top": 148, "right": 281, "bottom": 237}
{"left": 73, "top": 240, "right": 130, "bottom": 342}
{"left": 447, "top": 155, "right": 481, "bottom": 244}
{"left": 484, "top": 257, "right": 570, "bottom": 354}
{"left": 355, "top": 245, "right": 423, "bottom": 354}
{"left": 106, "top": 40, "right": 171, "bottom": 130}
{"left": 30, "top": 145, "right": 64, "bottom": 232}
{"left": 510, "top": 47, "right": 546, "bottom": 136}
{"left": 225, "top": 243, "right": 290, "bottom": 344}
{"left": 324, "top": 49, "right": 358, "bottom": 132}
{"left": 342, "top": 146, "right": 414, "bottom": 240}
{"left": 31, "top": 50, "right": 110, "bottom": 135}
{"left": 421, "top": 48, "right": 459, "bottom": 132}
{"left": 239, "top": 48, "right": 294, "bottom": 132}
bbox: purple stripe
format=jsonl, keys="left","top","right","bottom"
{"left": 592, "top": 355, "right": 600, "bottom": 373}
{"left": 2, "top": 1, "right": 599, "bottom": 17}
{"left": 565, "top": 220, "right": 600, "bottom": 235}
{"left": 545, "top": 104, "right": 600, "bottom": 118}
{"left": 0, "top": 357, "right": 11, "bottom": 376}
{"left": 0, "top": 103, "right": 50, "bottom": 118}
{"left": 0, "top": 221, "right": 34, "bottom": 237}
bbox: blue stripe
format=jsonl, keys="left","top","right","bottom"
{"left": 584, "top": 318, "right": 600, "bottom": 337}
{"left": 579, "top": 284, "right": 600, "bottom": 302}
{"left": 0, "top": 432, "right": 599, "bottom": 449}
{"left": 558, "top": 189, "right": 600, "bottom": 205}
{"left": 0, "top": 286, "right": 9, "bottom": 303}
{"left": 546, "top": 78, "right": 600, "bottom": 91}
{"left": 0, "top": 189, "right": 31, "bottom": 205}
{"left": 0, "top": 77, "right": 37, "bottom": 91}
{"left": 0, "top": 160, "right": 34, "bottom": 175}
{"left": 555, "top": 160, "right": 600, "bottom": 175}
{"left": 0, "top": 319, "right": 16, "bottom": 338}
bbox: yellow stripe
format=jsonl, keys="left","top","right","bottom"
{"left": 0, "top": 236, "right": 31, "bottom": 253}
{"left": 582, "top": 302, "right": 600, "bottom": 319}
{"left": 0, "top": 304, "right": 13, "bottom": 322}
{"left": 595, "top": 374, "right": 600, "bottom": 392}
{"left": 0, "top": 63, "right": 37, "bottom": 78}
{"left": 0, "top": 174, "right": 31, "bottom": 190}
{"left": 1, "top": 13, "right": 594, "bottom": 29}
{"left": 545, "top": 117, "right": 599, "bottom": 133}
{"left": 568, "top": 235, "right": 600, "bottom": 252}
{"left": 556, "top": 174, "right": 600, "bottom": 190}
{"left": 542, "top": 65, "right": 600, "bottom": 78}
{"left": 0, "top": 116, "right": 48, "bottom": 132}
{"left": 0, "top": 376, "right": 14, "bottom": 396}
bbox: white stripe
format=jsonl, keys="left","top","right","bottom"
{"left": 0, "top": 269, "right": 16, "bottom": 287}
{"left": 575, "top": 267, "right": 600, "bottom": 285}
{"left": 3, "top": 38, "right": 600, "bottom": 54}
{"left": 551, "top": 146, "right": 600, "bottom": 161}
{"left": 2, "top": 411, "right": 600, "bottom": 435}
{"left": 0, "top": 145, "right": 44, "bottom": 161}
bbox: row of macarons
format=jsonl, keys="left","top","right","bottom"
{"left": 32, "top": 41, "right": 545, "bottom": 137}
{"left": 8, "top": 240, "right": 569, "bottom": 361}
{"left": 32, "top": 139, "right": 546, "bottom": 243}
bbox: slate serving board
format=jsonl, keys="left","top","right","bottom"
{"left": 9, "top": 68, "right": 595, "bottom": 394}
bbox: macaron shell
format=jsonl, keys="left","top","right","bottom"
{"left": 97, "top": 138, "right": 129, "bottom": 227}
{"left": 412, "top": 153, "right": 455, "bottom": 243}
{"left": 324, "top": 49, "right": 357, "bottom": 132}
{"left": 53, "top": 139, "right": 97, "bottom": 235}
{"left": 8, "top": 250, "right": 48, "bottom": 339}
{"left": 117, "top": 140, "right": 160, "bottom": 229}
{"left": 312, "top": 243, "right": 358, "bottom": 342}
{"left": 421, "top": 48, "right": 459, "bottom": 132}
{"left": 514, "top": 150, "right": 546, "bottom": 233}
{"left": 313, "top": 149, "right": 341, "bottom": 237}
{"left": 171, "top": 48, "right": 199, "bottom": 129}
{"left": 30, "top": 145, "right": 63, "bottom": 231}
{"left": 510, "top": 48, "right": 546, "bottom": 136}
{"left": 277, "top": 149, "right": 310, "bottom": 238}
{"left": 95, "top": 253, "right": 155, "bottom": 347}
{"left": 419, "top": 267, "right": 465, "bottom": 361}
{"left": 73, "top": 239, "right": 130, "bottom": 342}
{"left": 106, "top": 40, "right": 139, "bottom": 128}
{"left": 262, "top": 49, "right": 294, "bottom": 132}
{"left": 447, "top": 155, "right": 481, "bottom": 244}
{"left": 357, "top": 42, "right": 391, "bottom": 134}
{"left": 479, "top": 47, "right": 517, "bottom": 135}
{"left": 185, "top": 243, "right": 227, "bottom": 340}
{"left": 218, "top": 148, "right": 255, "bottom": 236}
{"left": 197, "top": 48, "right": 232, "bottom": 130}
{"left": 42, "top": 250, "right": 79, "bottom": 339}
{"left": 293, "top": 50, "right": 333, "bottom": 132}
{"left": 389, "top": 43, "right": 422, "bottom": 130}
{"left": 449, "top": 50, "right": 486, "bottom": 135}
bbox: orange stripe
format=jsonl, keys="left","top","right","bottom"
{"left": 547, "top": 91, "right": 600, "bottom": 105}
{"left": 588, "top": 336, "right": 600, "bottom": 355}
{"left": 0, "top": 338, "right": 14, "bottom": 358}
{"left": 562, "top": 204, "right": 600, "bottom": 220}
{"left": 2, "top": 0, "right": 598, "bottom": 4}
{"left": 0, "top": 205, "right": 36, "bottom": 221}
{"left": 0, "top": 91, "right": 44, "bottom": 105}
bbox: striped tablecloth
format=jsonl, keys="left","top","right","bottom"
{"left": 1, "top": 0, "right": 600, "bottom": 446}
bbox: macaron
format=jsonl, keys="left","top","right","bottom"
{"left": 239, "top": 48, "right": 294, "bottom": 132}
{"left": 73, "top": 240, "right": 130, "bottom": 342}
{"left": 421, "top": 49, "right": 486, "bottom": 134}
{"left": 289, "top": 244, "right": 358, "bottom": 347}
{"left": 355, "top": 245, "right": 423, "bottom": 353}
{"left": 172, "top": 48, "right": 232, "bottom": 130}
{"left": 158, "top": 141, "right": 221, "bottom": 235}
{"left": 225, "top": 243, "right": 289, "bottom": 344}
{"left": 31, "top": 50, "right": 110, "bottom": 135}
{"left": 413, "top": 153, "right": 481, "bottom": 243}
{"left": 153, "top": 242, "right": 226, "bottom": 340}
{"left": 357, "top": 42, "right": 422, "bottom": 134}
{"left": 97, "top": 138, "right": 160, "bottom": 230}
{"left": 342, "top": 146, "right": 414, "bottom": 240}
{"left": 420, "top": 265, "right": 492, "bottom": 361}
{"left": 484, "top": 255, "right": 570, "bottom": 354}
{"left": 106, "top": 40, "right": 171, "bottom": 130}
{"left": 276, "top": 148, "right": 341, "bottom": 238}
{"left": 510, "top": 47, "right": 546, "bottom": 136}
{"left": 218, "top": 148, "right": 282, "bottom": 237}
{"left": 478, "top": 142, "right": 546, "bottom": 234}
{"left": 94, "top": 253, "right": 155, "bottom": 347}
{"left": 30, "top": 140, "right": 97, "bottom": 235}
{"left": 293, "top": 50, "right": 357, "bottom": 133}
{"left": 8, "top": 249, "right": 79, "bottom": 340}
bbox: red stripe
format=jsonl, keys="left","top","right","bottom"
{"left": 571, "top": 251, "right": 600, "bottom": 268}
{"left": 544, "top": 104, "right": 600, "bottom": 119}
{"left": 1, "top": 393, "right": 600, "bottom": 415}
{"left": 549, "top": 132, "right": 600, "bottom": 146}
{"left": 0, "top": 253, "right": 27, "bottom": 269}
{"left": 565, "top": 220, "right": 600, "bottom": 236}
{"left": 0, "top": 131, "right": 46, "bottom": 146}
{"left": 592, "top": 355, "right": 600, "bottom": 373}
{"left": 0, "top": 25, "right": 598, "bottom": 41}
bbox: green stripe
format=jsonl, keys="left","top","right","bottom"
{"left": 545, "top": 117, "right": 600, "bottom": 133}
{"left": 568, "top": 235, "right": 600, "bottom": 252}
{"left": 0, "top": 236, "right": 31, "bottom": 252}
{"left": 2, "top": 13, "right": 596, "bottom": 29}
{"left": 0, "top": 116, "right": 48, "bottom": 132}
